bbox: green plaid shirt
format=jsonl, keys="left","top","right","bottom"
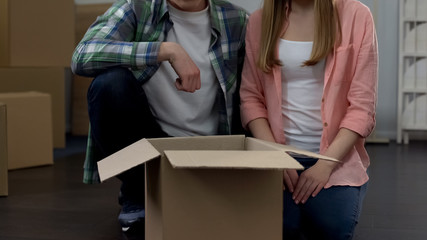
{"left": 71, "top": 0, "right": 248, "bottom": 184}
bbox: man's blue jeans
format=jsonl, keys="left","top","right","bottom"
{"left": 87, "top": 67, "right": 168, "bottom": 203}
{"left": 283, "top": 158, "right": 368, "bottom": 240}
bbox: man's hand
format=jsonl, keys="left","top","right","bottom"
{"left": 158, "top": 42, "right": 201, "bottom": 93}
{"left": 292, "top": 159, "right": 337, "bottom": 204}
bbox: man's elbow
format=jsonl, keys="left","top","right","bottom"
{"left": 71, "top": 43, "right": 91, "bottom": 76}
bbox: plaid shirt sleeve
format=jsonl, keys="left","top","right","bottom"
{"left": 71, "top": 0, "right": 162, "bottom": 77}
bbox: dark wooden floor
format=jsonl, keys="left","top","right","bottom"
{"left": 0, "top": 135, "right": 426, "bottom": 240}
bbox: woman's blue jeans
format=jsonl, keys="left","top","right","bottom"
{"left": 283, "top": 158, "right": 368, "bottom": 240}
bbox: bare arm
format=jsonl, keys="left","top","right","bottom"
{"left": 247, "top": 118, "right": 275, "bottom": 142}
{"left": 321, "top": 128, "right": 360, "bottom": 165}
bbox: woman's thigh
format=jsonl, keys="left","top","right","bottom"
{"left": 302, "top": 184, "right": 367, "bottom": 240}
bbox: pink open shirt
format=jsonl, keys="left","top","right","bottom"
{"left": 240, "top": 0, "right": 378, "bottom": 188}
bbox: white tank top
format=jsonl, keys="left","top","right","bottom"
{"left": 142, "top": 3, "right": 219, "bottom": 137}
{"left": 279, "top": 39, "right": 325, "bottom": 153}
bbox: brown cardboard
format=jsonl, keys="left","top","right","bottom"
{"left": 164, "top": 150, "right": 300, "bottom": 169}
{"left": 0, "top": 67, "right": 66, "bottom": 148}
{"left": 0, "top": 92, "right": 53, "bottom": 170}
{"left": 97, "top": 139, "right": 160, "bottom": 181}
{"left": 0, "top": 103, "right": 8, "bottom": 196}
{"left": 98, "top": 135, "right": 338, "bottom": 240}
{"left": 0, "top": 0, "right": 75, "bottom": 67}
{"left": 0, "top": 0, "right": 8, "bottom": 66}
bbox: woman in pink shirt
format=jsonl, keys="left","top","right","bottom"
{"left": 240, "top": 0, "right": 378, "bottom": 239}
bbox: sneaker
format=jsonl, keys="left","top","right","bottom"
{"left": 118, "top": 191, "right": 145, "bottom": 232}
{"left": 118, "top": 201, "right": 145, "bottom": 232}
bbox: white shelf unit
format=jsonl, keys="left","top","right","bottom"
{"left": 397, "top": 0, "right": 427, "bottom": 144}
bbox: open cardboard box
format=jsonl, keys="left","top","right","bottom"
{"left": 98, "top": 135, "right": 338, "bottom": 240}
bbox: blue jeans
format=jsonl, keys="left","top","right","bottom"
{"left": 87, "top": 67, "right": 168, "bottom": 204}
{"left": 283, "top": 158, "right": 368, "bottom": 240}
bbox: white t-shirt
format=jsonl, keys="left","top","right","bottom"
{"left": 142, "top": 3, "right": 219, "bottom": 137}
{"left": 279, "top": 39, "right": 325, "bottom": 153}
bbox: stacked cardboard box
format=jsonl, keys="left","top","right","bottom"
{"left": 0, "top": 0, "right": 75, "bottom": 67}
{"left": 0, "top": 103, "right": 7, "bottom": 196}
{"left": 0, "top": 68, "right": 66, "bottom": 148}
{"left": 0, "top": 92, "right": 53, "bottom": 170}
{"left": 0, "top": 0, "right": 75, "bottom": 148}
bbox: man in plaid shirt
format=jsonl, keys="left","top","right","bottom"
{"left": 71, "top": 0, "right": 248, "bottom": 232}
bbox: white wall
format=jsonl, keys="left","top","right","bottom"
{"left": 73, "top": 0, "right": 405, "bottom": 140}
{"left": 357, "top": 0, "right": 400, "bottom": 140}
{"left": 228, "top": 0, "right": 263, "bottom": 13}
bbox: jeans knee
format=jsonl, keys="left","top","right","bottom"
{"left": 310, "top": 217, "right": 356, "bottom": 240}
{"left": 87, "top": 67, "right": 135, "bottom": 103}
{"left": 283, "top": 225, "right": 303, "bottom": 240}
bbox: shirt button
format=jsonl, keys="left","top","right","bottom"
{"left": 324, "top": 122, "right": 328, "bottom": 127}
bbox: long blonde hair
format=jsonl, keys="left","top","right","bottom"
{"left": 258, "top": 0, "right": 342, "bottom": 72}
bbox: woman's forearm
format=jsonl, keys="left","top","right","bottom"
{"left": 321, "top": 128, "right": 361, "bottom": 164}
{"left": 247, "top": 118, "right": 276, "bottom": 142}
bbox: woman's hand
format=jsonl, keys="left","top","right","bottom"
{"left": 292, "top": 159, "right": 338, "bottom": 204}
{"left": 291, "top": 128, "right": 360, "bottom": 204}
{"left": 283, "top": 169, "right": 299, "bottom": 192}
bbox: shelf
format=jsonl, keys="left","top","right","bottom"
{"left": 402, "top": 52, "right": 427, "bottom": 57}
{"left": 398, "top": 0, "right": 427, "bottom": 144}
{"left": 402, "top": 125, "right": 427, "bottom": 131}
{"left": 402, "top": 18, "right": 427, "bottom": 22}
{"left": 401, "top": 88, "right": 427, "bottom": 93}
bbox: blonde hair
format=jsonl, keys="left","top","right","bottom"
{"left": 258, "top": 0, "right": 342, "bottom": 72}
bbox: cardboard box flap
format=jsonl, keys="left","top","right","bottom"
{"left": 246, "top": 137, "right": 339, "bottom": 162}
{"left": 97, "top": 139, "right": 160, "bottom": 182}
{"left": 164, "top": 150, "right": 304, "bottom": 170}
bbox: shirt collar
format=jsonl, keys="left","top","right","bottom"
{"left": 160, "top": 0, "right": 221, "bottom": 37}
{"left": 207, "top": 0, "right": 221, "bottom": 37}
{"left": 159, "top": 0, "right": 169, "bottom": 22}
